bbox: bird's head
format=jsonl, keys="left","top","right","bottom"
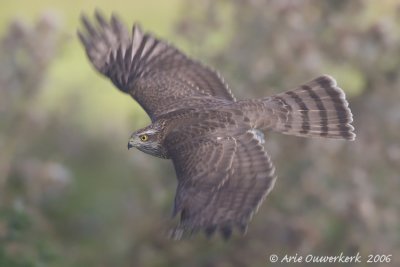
{"left": 128, "top": 123, "right": 168, "bottom": 158}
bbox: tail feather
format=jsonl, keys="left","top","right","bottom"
{"left": 268, "top": 75, "right": 355, "bottom": 140}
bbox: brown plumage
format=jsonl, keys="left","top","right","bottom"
{"left": 78, "top": 11, "right": 355, "bottom": 239}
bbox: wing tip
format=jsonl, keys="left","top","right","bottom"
{"left": 76, "top": 30, "right": 87, "bottom": 46}
{"left": 94, "top": 9, "right": 108, "bottom": 27}
{"left": 168, "top": 223, "right": 249, "bottom": 240}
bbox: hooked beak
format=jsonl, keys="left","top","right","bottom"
{"left": 127, "top": 139, "right": 134, "bottom": 150}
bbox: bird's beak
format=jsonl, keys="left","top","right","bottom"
{"left": 128, "top": 139, "right": 134, "bottom": 150}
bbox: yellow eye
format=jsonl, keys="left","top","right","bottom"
{"left": 139, "top": 134, "right": 149, "bottom": 142}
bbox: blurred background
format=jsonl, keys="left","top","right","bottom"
{"left": 1, "top": 0, "right": 400, "bottom": 266}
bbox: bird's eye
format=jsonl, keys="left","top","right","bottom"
{"left": 139, "top": 134, "right": 149, "bottom": 142}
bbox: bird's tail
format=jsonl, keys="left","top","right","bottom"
{"left": 244, "top": 75, "right": 356, "bottom": 140}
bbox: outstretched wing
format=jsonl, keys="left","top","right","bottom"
{"left": 78, "top": 11, "right": 235, "bottom": 121}
{"left": 166, "top": 128, "right": 276, "bottom": 239}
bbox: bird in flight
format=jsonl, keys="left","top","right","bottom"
{"left": 78, "top": 11, "right": 355, "bottom": 240}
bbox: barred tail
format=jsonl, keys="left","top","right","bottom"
{"left": 267, "top": 75, "right": 355, "bottom": 140}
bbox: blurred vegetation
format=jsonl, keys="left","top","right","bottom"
{"left": 1, "top": 0, "right": 400, "bottom": 266}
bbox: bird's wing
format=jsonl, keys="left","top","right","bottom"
{"left": 166, "top": 127, "right": 276, "bottom": 239}
{"left": 78, "top": 11, "right": 235, "bottom": 121}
